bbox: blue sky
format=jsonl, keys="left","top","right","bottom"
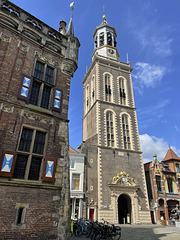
{"left": 11, "top": 0, "right": 180, "bottom": 163}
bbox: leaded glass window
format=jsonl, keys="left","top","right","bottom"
{"left": 105, "top": 74, "right": 111, "bottom": 102}
{"left": 122, "top": 114, "right": 131, "bottom": 150}
{"left": 156, "top": 175, "right": 162, "bottom": 192}
{"left": 13, "top": 127, "right": 46, "bottom": 181}
{"left": 106, "top": 111, "right": 114, "bottom": 147}
{"left": 119, "top": 78, "right": 126, "bottom": 105}
{"left": 29, "top": 61, "right": 54, "bottom": 109}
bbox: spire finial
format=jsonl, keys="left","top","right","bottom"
{"left": 66, "top": 2, "right": 75, "bottom": 36}
{"left": 70, "top": 2, "right": 75, "bottom": 18}
{"left": 102, "top": 5, "right": 107, "bottom": 25}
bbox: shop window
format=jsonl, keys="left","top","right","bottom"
{"left": 156, "top": 175, "right": 162, "bottom": 192}
{"left": 13, "top": 127, "right": 46, "bottom": 180}
{"left": 72, "top": 174, "right": 80, "bottom": 190}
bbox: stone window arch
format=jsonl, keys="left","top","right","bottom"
{"left": 104, "top": 73, "right": 113, "bottom": 102}
{"left": 106, "top": 111, "right": 115, "bottom": 147}
{"left": 118, "top": 77, "right": 127, "bottom": 105}
{"left": 91, "top": 75, "right": 95, "bottom": 106}
{"left": 85, "top": 84, "right": 90, "bottom": 113}
{"left": 121, "top": 113, "right": 132, "bottom": 150}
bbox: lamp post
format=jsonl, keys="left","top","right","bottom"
{"left": 85, "top": 191, "right": 89, "bottom": 220}
{"left": 154, "top": 202, "right": 158, "bottom": 224}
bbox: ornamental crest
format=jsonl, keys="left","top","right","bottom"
{"left": 111, "top": 171, "right": 135, "bottom": 185}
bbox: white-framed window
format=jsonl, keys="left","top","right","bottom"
{"left": 86, "top": 85, "right": 89, "bottom": 113}
{"left": 119, "top": 77, "right": 126, "bottom": 105}
{"left": 91, "top": 76, "right": 95, "bottom": 106}
{"left": 72, "top": 173, "right": 80, "bottom": 190}
{"left": 106, "top": 111, "right": 114, "bottom": 147}
{"left": 70, "top": 160, "right": 75, "bottom": 169}
{"left": 105, "top": 74, "right": 112, "bottom": 102}
{"left": 122, "top": 114, "right": 131, "bottom": 150}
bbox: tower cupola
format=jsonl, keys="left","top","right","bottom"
{"left": 92, "top": 14, "right": 119, "bottom": 60}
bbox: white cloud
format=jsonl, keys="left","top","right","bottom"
{"left": 175, "top": 125, "right": 179, "bottom": 132}
{"left": 140, "top": 134, "right": 180, "bottom": 163}
{"left": 133, "top": 62, "right": 166, "bottom": 93}
{"left": 127, "top": 16, "right": 173, "bottom": 58}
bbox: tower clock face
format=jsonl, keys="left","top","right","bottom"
{"left": 107, "top": 48, "right": 116, "bottom": 56}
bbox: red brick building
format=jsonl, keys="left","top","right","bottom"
{"left": 144, "top": 148, "right": 180, "bottom": 224}
{"left": 0, "top": 1, "right": 79, "bottom": 239}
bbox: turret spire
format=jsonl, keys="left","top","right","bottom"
{"left": 66, "top": 2, "right": 75, "bottom": 36}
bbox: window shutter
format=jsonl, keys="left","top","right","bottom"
{"left": 42, "top": 158, "right": 56, "bottom": 182}
{"left": 52, "top": 88, "right": 62, "bottom": 112}
{"left": 18, "top": 74, "right": 32, "bottom": 101}
{"left": 0, "top": 150, "right": 17, "bottom": 177}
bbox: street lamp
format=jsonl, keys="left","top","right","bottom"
{"left": 85, "top": 191, "right": 89, "bottom": 220}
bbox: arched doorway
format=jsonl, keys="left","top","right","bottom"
{"left": 159, "top": 199, "right": 165, "bottom": 220}
{"left": 118, "top": 194, "right": 131, "bottom": 224}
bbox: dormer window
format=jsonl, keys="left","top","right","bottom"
{"left": 99, "top": 32, "right": 104, "bottom": 46}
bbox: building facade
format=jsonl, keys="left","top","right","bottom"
{"left": 69, "top": 146, "right": 85, "bottom": 220}
{"left": 144, "top": 148, "right": 180, "bottom": 224}
{"left": 0, "top": 1, "right": 79, "bottom": 239}
{"left": 81, "top": 15, "right": 151, "bottom": 224}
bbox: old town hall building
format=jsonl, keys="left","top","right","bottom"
{"left": 0, "top": 1, "right": 79, "bottom": 239}
{"left": 81, "top": 14, "right": 151, "bottom": 224}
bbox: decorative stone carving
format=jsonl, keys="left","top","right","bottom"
{"left": 0, "top": 103, "right": 14, "bottom": 113}
{"left": 61, "top": 61, "right": 75, "bottom": 76}
{"left": 18, "top": 42, "right": 29, "bottom": 52}
{"left": 34, "top": 52, "right": 57, "bottom": 67}
{"left": 23, "top": 111, "right": 53, "bottom": 124}
{"left": 0, "top": 32, "right": 11, "bottom": 42}
{"left": 111, "top": 171, "right": 135, "bottom": 185}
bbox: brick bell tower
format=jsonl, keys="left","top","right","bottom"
{"left": 81, "top": 13, "right": 151, "bottom": 224}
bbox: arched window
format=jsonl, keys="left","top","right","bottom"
{"left": 105, "top": 74, "right": 111, "bottom": 102}
{"left": 107, "top": 32, "right": 112, "bottom": 46}
{"left": 167, "top": 178, "right": 173, "bottom": 193}
{"left": 122, "top": 114, "right": 131, "bottom": 150}
{"left": 86, "top": 85, "right": 89, "bottom": 113}
{"left": 95, "top": 36, "right": 97, "bottom": 48}
{"left": 99, "top": 32, "right": 104, "bottom": 46}
{"left": 156, "top": 175, "right": 162, "bottom": 192}
{"left": 119, "top": 77, "right": 126, "bottom": 105}
{"left": 106, "top": 111, "right": 114, "bottom": 147}
{"left": 91, "top": 76, "right": 95, "bottom": 106}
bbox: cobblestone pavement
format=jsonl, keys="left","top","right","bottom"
{"left": 71, "top": 224, "right": 180, "bottom": 240}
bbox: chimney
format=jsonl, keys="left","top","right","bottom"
{"left": 59, "top": 20, "right": 66, "bottom": 35}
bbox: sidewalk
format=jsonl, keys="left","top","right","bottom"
{"left": 71, "top": 224, "right": 180, "bottom": 240}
